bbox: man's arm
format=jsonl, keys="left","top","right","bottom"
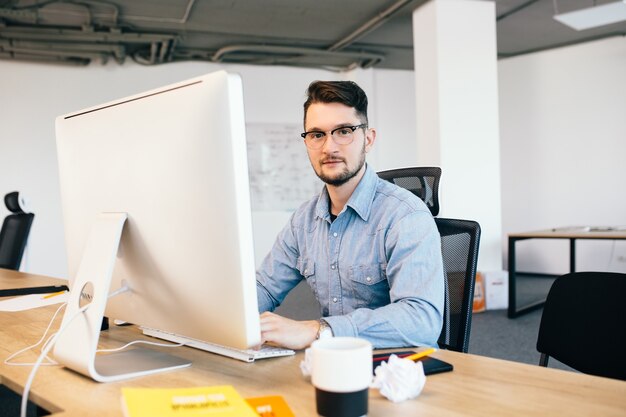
{"left": 324, "top": 211, "right": 444, "bottom": 348}
{"left": 256, "top": 214, "right": 303, "bottom": 313}
{"left": 256, "top": 213, "right": 329, "bottom": 349}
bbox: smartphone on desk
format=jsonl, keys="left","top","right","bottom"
{"left": 373, "top": 350, "right": 453, "bottom": 376}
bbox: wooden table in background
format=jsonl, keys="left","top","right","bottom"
{"left": 508, "top": 228, "right": 626, "bottom": 318}
{"left": 1, "top": 269, "right": 625, "bottom": 416}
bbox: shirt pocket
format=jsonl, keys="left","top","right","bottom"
{"left": 297, "top": 257, "right": 318, "bottom": 299}
{"left": 348, "top": 264, "right": 390, "bottom": 309}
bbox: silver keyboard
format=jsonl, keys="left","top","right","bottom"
{"left": 141, "top": 327, "right": 295, "bottom": 363}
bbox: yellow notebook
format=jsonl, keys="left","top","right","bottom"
{"left": 121, "top": 385, "right": 258, "bottom": 417}
{"left": 246, "top": 396, "right": 295, "bottom": 417}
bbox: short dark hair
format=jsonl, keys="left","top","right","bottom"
{"left": 303, "top": 81, "right": 368, "bottom": 126}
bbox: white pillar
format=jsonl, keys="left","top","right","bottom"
{"left": 413, "top": 0, "right": 503, "bottom": 271}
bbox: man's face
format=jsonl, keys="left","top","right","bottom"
{"left": 304, "top": 102, "right": 375, "bottom": 187}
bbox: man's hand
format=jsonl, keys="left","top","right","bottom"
{"left": 259, "top": 311, "right": 319, "bottom": 350}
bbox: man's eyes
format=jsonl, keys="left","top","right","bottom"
{"left": 308, "top": 132, "right": 325, "bottom": 139}
{"left": 335, "top": 128, "right": 352, "bottom": 136}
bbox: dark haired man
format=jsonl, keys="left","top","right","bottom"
{"left": 256, "top": 81, "right": 444, "bottom": 349}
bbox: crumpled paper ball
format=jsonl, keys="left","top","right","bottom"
{"left": 371, "top": 354, "right": 426, "bottom": 402}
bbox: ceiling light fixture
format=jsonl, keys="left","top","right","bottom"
{"left": 553, "top": 0, "right": 626, "bottom": 30}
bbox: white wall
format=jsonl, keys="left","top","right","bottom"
{"left": 0, "top": 59, "right": 417, "bottom": 279}
{"left": 499, "top": 37, "right": 626, "bottom": 274}
{"left": 2, "top": 35, "right": 624, "bottom": 279}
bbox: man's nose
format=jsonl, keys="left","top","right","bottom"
{"left": 321, "top": 134, "right": 339, "bottom": 153}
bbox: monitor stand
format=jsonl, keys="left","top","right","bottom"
{"left": 53, "top": 213, "right": 191, "bottom": 382}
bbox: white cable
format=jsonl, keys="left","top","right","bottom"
{"left": 20, "top": 303, "right": 90, "bottom": 417}
{"left": 18, "top": 284, "right": 142, "bottom": 417}
{"left": 6, "top": 285, "right": 128, "bottom": 366}
{"left": 107, "top": 284, "right": 130, "bottom": 299}
{"left": 97, "top": 339, "right": 184, "bottom": 353}
{"left": 4, "top": 302, "right": 67, "bottom": 366}
{"left": 5, "top": 333, "right": 58, "bottom": 367}
{"left": 98, "top": 283, "right": 181, "bottom": 352}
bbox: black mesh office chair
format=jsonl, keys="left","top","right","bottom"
{"left": 378, "top": 167, "right": 441, "bottom": 216}
{"left": 435, "top": 218, "right": 480, "bottom": 353}
{"left": 536, "top": 271, "right": 626, "bottom": 380}
{"left": 0, "top": 192, "right": 35, "bottom": 270}
{"left": 377, "top": 167, "right": 480, "bottom": 353}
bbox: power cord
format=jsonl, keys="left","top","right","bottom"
{"left": 4, "top": 301, "right": 67, "bottom": 366}
{"left": 18, "top": 285, "right": 125, "bottom": 417}
{"left": 97, "top": 339, "right": 184, "bottom": 353}
{"left": 16, "top": 284, "right": 184, "bottom": 417}
{"left": 20, "top": 302, "right": 89, "bottom": 417}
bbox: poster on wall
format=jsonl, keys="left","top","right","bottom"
{"left": 246, "top": 123, "right": 321, "bottom": 211}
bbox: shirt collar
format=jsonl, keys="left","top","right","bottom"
{"left": 314, "top": 164, "right": 377, "bottom": 222}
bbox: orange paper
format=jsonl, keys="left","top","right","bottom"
{"left": 246, "top": 395, "right": 295, "bottom": 417}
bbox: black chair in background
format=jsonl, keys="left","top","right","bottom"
{"left": 377, "top": 167, "right": 480, "bottom": 353}
{"left": 378, "top": 166, "right": 441, "bottom": 216}
{"left": 0, "top": 191, "right": 35, "bottom": 270}
{"left": 536, "top": 271, "right": 626, "bottom": 380}
{"left": 435, "top": 218, "right": 481, "bottom": 353}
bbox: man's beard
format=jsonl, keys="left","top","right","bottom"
{"left": 314, "top": 142, "right": 366, "bottom": 187}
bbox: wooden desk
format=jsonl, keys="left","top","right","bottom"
{"left": 2, "top": 269, "right": 625, "bottom": 416}
{"left": 508, "top": 228, "right": 626, "bottom": 318}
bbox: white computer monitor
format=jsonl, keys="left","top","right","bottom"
{"left": 53, "top": 70, "right": 260, "bottom": 382}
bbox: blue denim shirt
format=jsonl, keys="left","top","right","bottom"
{"left": 256, "top": 165, "right": 444, "bottom": 348}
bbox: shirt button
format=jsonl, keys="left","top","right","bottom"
{"left": 366, "top": 276, "right": 372, "bottom": 282}
{"left": 331, "top": 265, "right": 336, "bottom": 270}
{"left": 333, "top": 297, "right": 338, "bottom": 303}
{"left": 304, "top": 269, "right": 308, "bottom": 274}
{"left": 333, "top": 232, "right": 338, "bottom": 237}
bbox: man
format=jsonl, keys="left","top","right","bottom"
{"left": 256, "top": 80, "right": 444, "bottom": 350}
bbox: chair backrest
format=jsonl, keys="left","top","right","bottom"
{"left": 0, "top": 192, "right": 35, "bottom": 270}
{"left": 377, "top": 167, "right": 441, "bottom": 216}
{"left": 435, "top": 218, "right": 481, "bottom": 353}
{"left": 536, "top": 271, "right": 626, "bottom": 380}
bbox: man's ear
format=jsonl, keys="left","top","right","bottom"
{"left": 365, "top": 128, "right": 376, "bottom": 153}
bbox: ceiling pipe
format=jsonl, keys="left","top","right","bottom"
{"left": 496, "top": 0, "right": 541, "bottom": 22}
{"left": 0, "top": 25, "right": 178, "bottom": 44}
{"left": 0, "top": 7, "right": 38, "bottom": 23}
{"left": 211, "top": 44, "right": 384, "bottom": 67}
{"left": 0, "top": 1, "right": 180, "bottom": 66}
{"left": 0, "top": 38, "right": 125, "bottom": 55}
{"left": 327, "top": 0, "right": 418, "bottom": 52}
{"left": 3, "top": 0, "right": 404, "bottom": 69}
{"left": 0, "top": 51, "right": 90, "bottom": 65}
{"left": 208, "top": 0, "right": 414, "bottom": 69}
{"left": 0, "top": 43, "right": 108, "bottom": 61}
{"left": 0, "top": 25, "right": 175, "bottom": 64}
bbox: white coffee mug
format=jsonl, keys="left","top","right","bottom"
{"left": 310, "top": 337, "right": 373, "bottom": 417}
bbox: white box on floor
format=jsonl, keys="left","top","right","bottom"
{"left": 482, "top": 270, "right": 508, "bottom": 310}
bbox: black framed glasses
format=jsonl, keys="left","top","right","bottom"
{"left": 300, "top": 124, "right": 367, "bottom": 150}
